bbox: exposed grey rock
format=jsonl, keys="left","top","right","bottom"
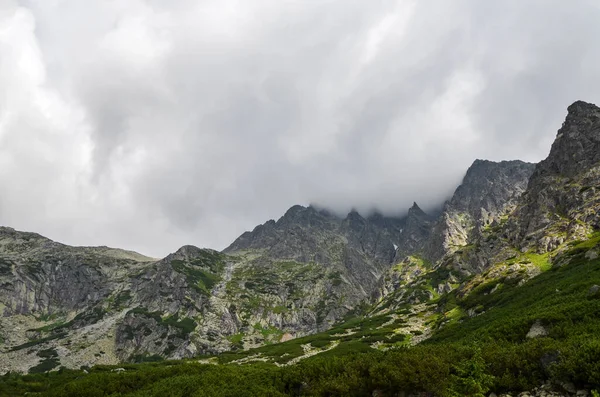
{"left": 394, "top": 202, "right": 435, "bottom": 260}
{"left": 509, "top": 101, "right": 600, "bottom": 252}
{"left": 424, "top": 159, "right": 535, "bottom": 265}
{"left": 588, "top": 285, "right": 600, "bottom": 299}
{"left": 526, "top": 320, "right": 548, "bottom": 338}
{"left": 585, "top": 249, "right": 599, "bottom": 260}
{"left": 224, "top": 204, "right": 409, "bottom": 330}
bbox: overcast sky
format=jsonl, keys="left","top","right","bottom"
{"left": 1, "top": 0, "right": 599, "bottom": 257}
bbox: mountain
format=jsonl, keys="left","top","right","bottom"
{"left": 0, "top": 159, "right": 541, "bottom": 373}
{"left": 0, "top": 101, "right": 599, "bottom": 397}
{"left": 223, "top": 205, "right": 407, "bottom": 330}
{"left": 0, "top": 205, "right": 413, "bottom": 372}
{"left": 424, "top": 159, "right": 535, "bottom": 266}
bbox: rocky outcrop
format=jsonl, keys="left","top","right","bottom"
{"left": 394, "top": 203, "right": 435, "bottom": 260}
{"left": 424, "top": 160, "right": 535, "bottom": 264}
{"left": 510, "top": 101, "right": 600, "bottom": 252}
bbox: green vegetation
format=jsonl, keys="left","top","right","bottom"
{"left": 112, "top": 290, "right": 132, "bottom": 309}
{"left": 447, "top": 348, "right": 494, "bottom": 397}
{"left": 29, "top": 349, "right": 60, "bottom": 374}
{"left": 227, "top": 333, "right": 245, "bottom": 350}
{"left": 522, "top": 251, "right": 552, "bottom": 271}
{"left": 253, "top": 323, "right": 284, "bottom": 342}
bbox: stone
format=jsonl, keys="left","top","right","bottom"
{"left": 585, "top": 250, "right": 599, "bottom": 260}
{"left": 526, "top": 320, "right": 548, "bottom": 338}
{"left": 588, "top": 285, "right": 600, "bottom": 299}
{"left": 561, "top": 382, "right": 577, "bottom": 394}
{"left": 280, "top": 333, "right": 294, "bottom": 342}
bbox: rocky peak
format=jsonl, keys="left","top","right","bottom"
{"left": 423, "top": 159, "right": 535, "bottom": 264}
{"left": 0, "top": 227, "right": 56, "bottom": 251}
{"left": 534, "top": 100, "right": 600, "bottom": 178}
{"left": 343, "top": 209, "right": 367, "bottom": 232}
{"left": 449, "top": 159, "right": 535, "bottom": 217}
{"left": 407, "top": 202, "right": 429, "bottom": 221}
{"left": 394, "top": 202, "right": 435, "bottom": 260}
{"left": 510, "top": 100, "right": 600, "bottom": 251}
{"left": 282, "top": 204, "right": 308, "bottom": 218}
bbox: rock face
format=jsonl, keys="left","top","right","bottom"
{"left": 526, "top": 320, "right": 548, "bottom": 339}
{"left": 510, "top": 101, "right": 600, "bottom": 252}
{"left": 394, "top": 203, "right": 435, "bottom": 260}
{"left": 223, "top": 205, "right": 407, "bottom": 331}
{"left": 424, "top": 159, "right": 535, "bottom": 264}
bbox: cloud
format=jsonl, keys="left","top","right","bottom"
{"left": 1, "top": 0, "right": 599, "bottom": 257}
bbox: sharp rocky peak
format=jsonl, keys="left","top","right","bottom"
{"left": 535, "top": 100, "right": 600, "bottom": 178}
{"left": 408, "top": 202, "right": 428, "bottom": 218}
{"left": 508, "top": 100, "right": 600, "bottom": 251}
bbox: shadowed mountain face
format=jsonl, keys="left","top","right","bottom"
{"left": 2, "top": 101, "right": 599, "bottom": 375}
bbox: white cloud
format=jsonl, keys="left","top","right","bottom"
{"left": 1, "top": 0, "right": 599, "bottom": 257}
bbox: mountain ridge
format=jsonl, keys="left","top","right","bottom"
{"left": 1, "top": 100, "right": 599, "bottom": 380}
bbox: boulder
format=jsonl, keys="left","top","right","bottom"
{"left": 526, "top": 320, "right": 548, "bottom": 338}
{"left": 588, "top": 285, "right": 600, "bottom": 299}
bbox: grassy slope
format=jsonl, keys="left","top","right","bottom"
{"left": 2, "top": 238, "right": 600, "bottom": 396}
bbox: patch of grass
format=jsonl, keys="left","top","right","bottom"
{"left": 523, "top": 252, "right": 552, "bottom": 271}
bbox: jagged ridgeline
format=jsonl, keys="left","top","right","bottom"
{"left": 1, "top": 101, "right": 600, "bottom": 397}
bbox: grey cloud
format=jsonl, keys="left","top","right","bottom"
{"left": 1, "top": 0, "right": 599, "bottom": 257}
